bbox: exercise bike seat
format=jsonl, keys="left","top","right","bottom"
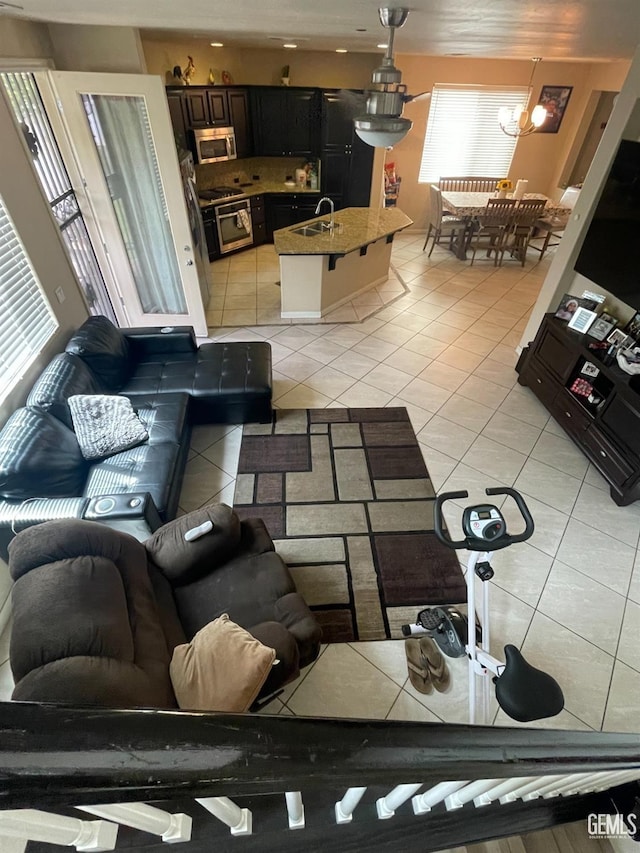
{"left": 495, "top": 644, "right": 564, "bottom": 723}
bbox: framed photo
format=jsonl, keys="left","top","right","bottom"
{"left": 624, "top": 311, "right": 640, "bottom": 340}
{"left": 554, "top": 293, "right": 595, "bottom": 322}
{"left": 588, "top": 313, "right": 618, "bottom": 341}
{"left": 567, "top": 307, "right": 597, "bottom": 334}
{"left": 580, "top": 361, "right": 600, "bottom": 378}
{"left": 607, "top": 328, "right": 630, "bottom": 348}
{"left": 536, "top": 85, "right": 573, "bottom": 134}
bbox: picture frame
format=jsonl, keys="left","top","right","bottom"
{"left": 607, "top": 328, "right": 630, "bottom": 348}
{"left": 567, "top": 307, "right": 597, "bottom": 334}
{"left": 624, "top": 311, "right": 640, "bottom": 340}
{"left": 587, "top": 313, "right": 618, "bottom": 341}
{"left": 536, "top": 85, "right": 573, "bottom": 133}
{"left": 554, "top": 293, "right": 596, "bottom": 322}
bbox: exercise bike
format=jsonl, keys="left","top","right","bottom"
{"left": 402, "top": 487, "right": 564, "bottom": 725}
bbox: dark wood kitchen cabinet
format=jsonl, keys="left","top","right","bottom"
{"left": 251, "top": 87, "right": 320, "bottom": 157}
{"left": 320, "top": 90, "right": 374, "bottom": 210}
{"left": 201, "top": 206, "right": 220, "bottom": 261}
{"left": 166, "top": 87, "right": 251, "bottom": 156}
{"left": 250, "top": 194, "right": 266, "bottom": 246}
{"left": 517, "top": 313, "right": 640, "bottom": 505}
{"left": 265, "top": 194, "right": 319, "bottom": 239}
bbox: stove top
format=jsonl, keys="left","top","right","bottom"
{"left": 199, "top": 186, "right": 245, "bottom": 200}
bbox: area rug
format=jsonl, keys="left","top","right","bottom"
{"left": 233, "top": 408, "right": 467, "bottom": 644}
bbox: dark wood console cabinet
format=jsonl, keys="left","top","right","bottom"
{"left": 517, "top": 314, "right": 640, "bottom": 505}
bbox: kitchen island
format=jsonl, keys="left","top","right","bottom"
{"left": 273, "top": 207, "right": 412, "bottom": 318}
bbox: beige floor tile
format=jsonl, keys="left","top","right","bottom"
{"left": 222, "top": 308, "right": 257, "bottom": 326}
{"left": 336, "top": 381, "right": 393, "bottom": 408}
{"left": 350, "top": 640, "right": 409, "bottom": 687}
{"left": 324, "top": 304, "right": 360, "bottom": 322}
{"left": 304, "top": 365, "right": 356, "bottom": 397}
{"left": 329, "top": 348, "right": 379, "bottom": 380}
{"left": 437, "top": 345, "right": 485, "bottom": 372}
{"left": 298, "top": 337, "right": 347, "bottom": 365}
{"left": 452, "top": 331, "right": 497, "bottom": 357}
{"left": 418, "top": 360, "right": 468, "bottom": 392}
{"left": 179, "top": 455, "right": 233, "bottom": 512}
{"left": 276, "top": 352, "right": 324, "bottom": 382}
{"left": 437, "top": 393, "right": 494, "bottom": 433}
{"left": 457, "top": 374, "right": 509, "bottom": 410}
{"left": 572, "top": 482, "right": 640, "bottom": 548}
{"left": 498, "top": 385, "right": 550, "bottom": 427}
{"left": 418, "top": 415, "right": 478, "bottom": 460}
{"left": 462, "top": 434, "right": 528, "bottom": 483}
{"left": 603, "top": 661, "right": 640, "bottom": 732}
{"left": 387, "top": 690, "right": 443, "bottom": 722}
{"left": 369, "top": 323, "right": 416, "bottom": 346}
{"left": 396, "top": 376, "right": 452, "bottom": 413}
{"left": 351, "top": 335, "right": 399, "bottom": 362}
{"left": 286, "top": 643, "right": 401, "bottom": 719}
{"left": 530, "top": 431, "right": 589, "bottom": 480}
{"left": 275, "top": 384, "right": 334, "bottom": 409}
{"left": 514, "top": 457, "right": 581, "bottom": 514}
{"left": 323, "top": 325, "right": 367, "bottom": 348}
{"left": 556, "top": 518, "right": 635, "bottom": 596}
{"left": 472, "top": 357, "right": 518, "bottom": 389}
{"left": 538, "top": 561, "right": 625, "bottom": 655}
{"left": 403, "top": 332, "right": 448, "bottom": 359}
{"left": 437, "top": 310, "right": 476, "bottom": 331}
{"left": 200, "top": 426, "right": 243, "bottom": 475}
{"left": 360, "top": 362, "right": 413, "bottom": 395}
{"left": 419, "top": 445, "right": 458, "bottom": 490}
{"left": 224, "top": 294, "right": 256, "bottom": 311}
{"left": 522, "top": 611, "right": 613, "bottom": 731}
{"left": 383, "top": 346, "right": 432, "bottom": 375}
{"left": 616, "top": 600, "right": 640, "bottom": 673}
{"left": 190, "top": 423, "right": 236, "bottom": 453}
{"left": 419, "top": 321, "right": 462, "bottom": 344}
{"left": 481, "top": 411, "right": 542, "bottom": 454}
{"left": 274, "top": 326, "right": 321, "bottom": 350}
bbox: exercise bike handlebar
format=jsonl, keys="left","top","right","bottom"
{"left": 433, "top": 487, "right": 534, "bottom": 550}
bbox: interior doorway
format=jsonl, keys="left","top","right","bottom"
{"left": 568, "top": 91, "right": 617, "bottom": 187}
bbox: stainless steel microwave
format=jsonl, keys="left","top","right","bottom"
{"left": 193, "top": 127, "right": 237, "bottom": 164}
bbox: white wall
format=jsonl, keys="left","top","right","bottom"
{"left": 520, "top": 46, "right": 640, "bottom": 349}
{"left": 48, "top": 24, "right": 147, "bottom": 73}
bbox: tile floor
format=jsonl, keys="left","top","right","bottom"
{"left": 1, "top": 233, "right": 639, "bottom": 734}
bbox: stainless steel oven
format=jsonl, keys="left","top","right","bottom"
{"left": 193, "top": 126, "right": 237, "bottom": 164}
{"left": 215, "top": 198, "right": 253, "bottom": 254}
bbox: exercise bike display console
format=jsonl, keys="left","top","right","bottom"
{"left": 462, "top": 505, "right": 505, "bottom": 543}
{"left": 434, "top": 486, "right": 534, "bottom": 552}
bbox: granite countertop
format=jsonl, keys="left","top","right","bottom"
{"left": 273, "top": 207, "right": 413, "bottom": 256}
{"left": 198, "top": 181, "right": 320, "bottom": 208}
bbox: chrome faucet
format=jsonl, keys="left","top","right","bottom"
{"left": 315, "top": 196, "right": 335, "bottom": 233}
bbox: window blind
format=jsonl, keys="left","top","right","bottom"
{"left": 419, "top": 84, "right": 529, "bottom": 183}
{"left": 0, "top": 194, "right": 57, "bottom": 400}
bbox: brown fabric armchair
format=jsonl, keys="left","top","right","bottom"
{"left": 8, "top": 505, "right": 321, "bottom": 709}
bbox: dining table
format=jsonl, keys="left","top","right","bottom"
{"left": 440, "top": 191, "right": 573, "bottom": 260}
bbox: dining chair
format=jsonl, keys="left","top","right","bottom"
{"left": 439, "top": 176, "right": 502, "bottom": 192}
{"left": 467, "top": 197, "right": 517, "bottom": 266}
{"left": 423, "top": 184, "right": 467, "bottom": 256}
{"left": 529, "top": 186, "right": 581, "bottom": 260}
{"left": 503, "top": 198, "right": 548, "bottom": 266}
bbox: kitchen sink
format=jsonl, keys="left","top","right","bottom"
{"left": 291, "top": 220, "right": 334, "bottom": 236}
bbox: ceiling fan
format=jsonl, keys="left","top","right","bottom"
{"left": 354, "top": 7, "right": 431, "bottom": 149}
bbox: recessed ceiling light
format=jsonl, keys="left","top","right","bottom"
{"left": 210, "top": 42, "right": 224, "bottom": 47}
{"left": 377, "top": 43, "right": 388, "bottom": 49}
{"left": 283, "top": 44, "right": 297, "bottom": 49}
{"left": 336, "top": 48, "right": 348, "bottom": 53}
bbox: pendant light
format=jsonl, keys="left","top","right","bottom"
{"left": 354, "top": 8, "right": 430, "bottom": 149}
{"left": 498, "top": 57, "right": 547, "bottom": 137}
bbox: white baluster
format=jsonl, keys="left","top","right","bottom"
{"left": 445, "top": 779, "right": 501, "bottom": 810}
{"left": 499, "top": 774, "right": 565, "bottom": 803}
{"left": 523, "top": 772, "right": 592, "bottom": 800}
{"left": 77, "top": 804, "right": 192, "bottom": 843}
{"left": 0, "top": 810, "right": 118, "bottom": 851}
{"left": 473, "top": 776, "right": 536, "bottom": 806}
{"left": 335, "top": 787, "right": 367, "bottom": 824}
{"left": 547, "top": 770, "right": 636, "bottom": 798}
{"left": 376, "top": 784, "right": 422, "bottom": 820}
{"left": 195, "top": 797, "right": 252, "bottom": 836}
{"left": 412, "top": 781, "right": 468, "bottom": 815}
{"left": 284, "top": 792, "right": 305, "bottom": 829}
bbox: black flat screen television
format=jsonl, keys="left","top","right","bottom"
{"left": 574, "top": 138, "right": 640, "bottom": 311}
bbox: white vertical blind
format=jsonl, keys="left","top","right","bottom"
{"left": 0, "top": 194, "right": 57, "bottom": 400}
{"left": 419, "top": 84, "right": 529, "bottom": 183}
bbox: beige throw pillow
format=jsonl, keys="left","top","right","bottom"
{"left": 169, "top": 614, "right": 276, "bottom": 712}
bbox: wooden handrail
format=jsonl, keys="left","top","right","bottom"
{"left": 0, "top": 702, "right": 638, "bottom": 809}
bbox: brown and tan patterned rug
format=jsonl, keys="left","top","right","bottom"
{"left": 233, "top": 408, "right": 467, "bottom": 644}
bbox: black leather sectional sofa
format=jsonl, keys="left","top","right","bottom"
{"left": 0, "top": 316, "right": 272, "bottom": 558}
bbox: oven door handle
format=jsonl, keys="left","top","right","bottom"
{"left": 217, "top": 211, "right": 250, "bottom": 221}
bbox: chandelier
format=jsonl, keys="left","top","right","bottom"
{"left": 354, "top": 8, "right": 430, "bottom": 149}
{"left": 498, "top": 57, "right": 547, "bottom": 137}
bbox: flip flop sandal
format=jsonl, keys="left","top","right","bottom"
{"left": 420, "top": 636, "right": 451, "bottom": 693}
{"left": 405, "top": 638, "right": 432, "bottom": 694}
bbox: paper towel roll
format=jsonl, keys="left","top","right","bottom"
{"left": 514, "top": 179, "right": 528, "bottom": 200}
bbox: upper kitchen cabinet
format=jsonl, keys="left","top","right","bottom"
{"left": 320, "top": 89, "right": 374, "bottom": 210}
{"left": 251, "top": 87, "right": 320, "bottom": 157}
{"left": 166, "top": 86, "right": 251, "bottom": 157}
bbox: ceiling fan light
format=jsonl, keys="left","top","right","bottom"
{"left": 354, "top": 115, "right": 412, "bottom": 148}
